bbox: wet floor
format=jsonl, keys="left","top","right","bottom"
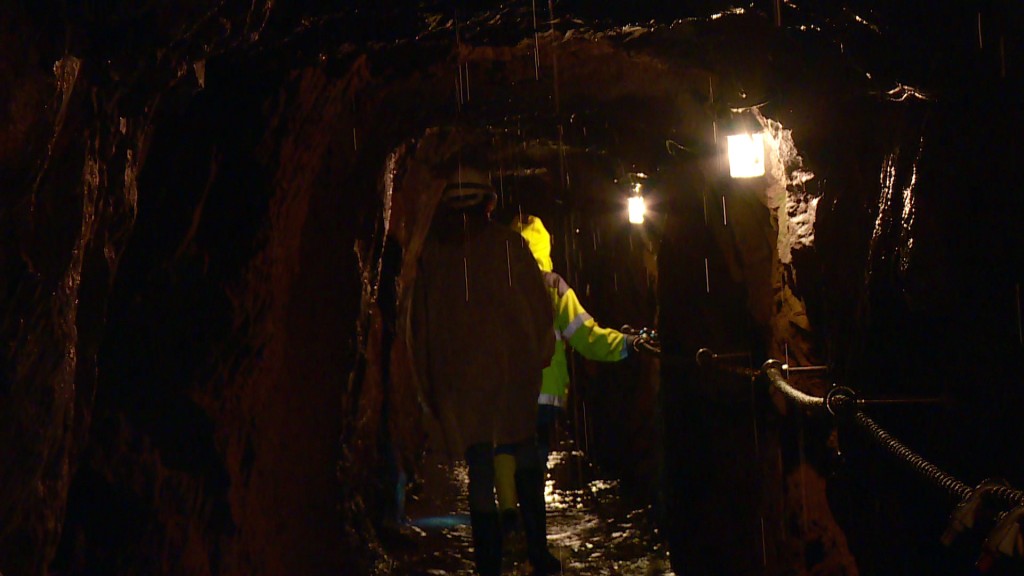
{"left": 384, "top": 432, "right": 675, "bottom": 575}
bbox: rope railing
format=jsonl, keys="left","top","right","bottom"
{"left": 850, "top": 409, "right": 973, "bottom": 502}
{"left": 761, "top": 359, "right": 826, "bottom": 409}
{"left": 624, "top": 341, "right": 1024, "bottom": 507}
{"left": 763, "top": 357, "right": 1024, "bottom": 508}
{"left": 688, "top": 347, "right": 1024, "bottom": 561}
{"left": 761, "top": 360, "right": 978, "bottom": 502}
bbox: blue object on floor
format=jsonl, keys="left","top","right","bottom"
{"left": 408, "top": 514, "right": 472, "bottom": 530}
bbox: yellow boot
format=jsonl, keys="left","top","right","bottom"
{"left": 494, "top": 453, "right": 521, "bottom": 535}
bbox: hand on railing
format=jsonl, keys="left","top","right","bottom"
{"left": 621, "top": 325, "right": 660, "bottom": 355}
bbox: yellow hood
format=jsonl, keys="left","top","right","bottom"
{"left": 512, "top": 215, "right": 553, "bottom": 272}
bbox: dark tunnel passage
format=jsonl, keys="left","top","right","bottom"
{"left": 3, "top": 2, "right": 1024, "bottom": 576}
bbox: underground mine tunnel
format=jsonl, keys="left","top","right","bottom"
{"left": 2, "top": 1, "right": 1024, "bottom": 575}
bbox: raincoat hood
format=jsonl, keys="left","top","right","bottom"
{"left": 442, "top": 166, "right": 496, "bottom": 210}
{"left": 513, "top": 215, "right": 554, "bottom": 272}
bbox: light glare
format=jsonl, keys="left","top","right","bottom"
{"left": 728, "top": 133, "right": 766, "bottom": 178}
{"left": 628, "top": 195, "right": 646, "bottom": 224}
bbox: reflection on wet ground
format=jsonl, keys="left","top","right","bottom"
{"left": 387, "top": 435, "right": 675, "bottom": 575}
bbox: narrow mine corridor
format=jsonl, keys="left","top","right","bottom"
{"left": 388, "top": 427, "right": 673, "bottom": 575}
{"left": 3, "top": 2, "right": 1024, "bottom": 576}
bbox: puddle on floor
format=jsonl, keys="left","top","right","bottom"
{"left": 385, "top": 433, "right": 675, "bottom": 575}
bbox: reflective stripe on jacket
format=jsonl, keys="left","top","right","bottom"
{"left": 541, "top": 271, "right": 630, "bottom": 406}
{"left": 513, "top": 214, "right": 629, "bottom": 408}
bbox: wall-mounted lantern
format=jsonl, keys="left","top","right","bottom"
{"left": 628, "top": 181, "right": 646, "bottom": 224}
{"left": 727, "top": 132, "right": 766, "bottom": 178}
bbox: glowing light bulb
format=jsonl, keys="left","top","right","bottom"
{"left": 628, "top": 194, "right": 646, "bottom": 224}
{"left": 727, "top": 133, "right": 766, "bottom": 178}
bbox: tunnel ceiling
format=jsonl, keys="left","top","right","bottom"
{"left": 8, "top": 2, "right": 1021, "bottom": 192}
{"left": 15, "top": 1, "right": 1022, "bottom": 110}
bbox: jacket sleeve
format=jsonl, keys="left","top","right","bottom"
{"left": 555, "top": 279, "right": 630, "bottom": 362}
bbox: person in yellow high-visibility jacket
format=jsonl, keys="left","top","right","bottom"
{"left": 495, "top": 214, "right": 639, "bottom": 540}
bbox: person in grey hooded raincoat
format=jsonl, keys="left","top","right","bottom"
{"left": 413, "top": 164, "right": 561, "bottom": 576}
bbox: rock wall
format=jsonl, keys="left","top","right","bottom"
{"left": 2, "top": 4, "right": 391, "bottom": 574}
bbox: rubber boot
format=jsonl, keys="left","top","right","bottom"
{"left": 515, "top": 465, "right": 562, "bottom": 575}
{"left": 494, "top": 453, "right": 519, "bottom": 515}
{"left": 470, "top": 511, "right": 503, "bottom": 576}
{"left": 500, "top": 506, "right": 522, "bottom": 538}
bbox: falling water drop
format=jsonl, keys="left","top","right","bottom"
{"left": 506, "top": 241, "right": 512, "bottom": 286}
{"left": 548, "top": 0, "right": 561, "bottom": 113}
{"left": 457, "top": 62, "right": 465, "bottom": 105}
{"left": 464, "top": 61, "right": 471, "bottom": 101}
{"left": 760, "top": 517, "right": 768, "bottom": 567}
{"left": 977, "top": 12, "right": 983, "bottom": 50}
{"left": 352, "top": 128, "right": 358, "bottom": 151}
{"left": 799, "top": 419, "right": 809, "bottom": 532}
{"left": 750, "top": 354, "right": 760, "bottom": 457}
{"left": 455, "top": 13, "right": 464, "bottom": 108}
{"left": 557, "top": 124, "right": 566, "bottom": 190}
{"left": 785, "top": 343, "right": 790, "bottom": 377}
{"left": 1001, "top": 36, "right": 1006, "bottom": 79}
{"left": 498, "top": 161, "right": 505, "bottom": 208}
{"left": 722, "top": 195, "right": 728, "bottom": 226}
{"left": 1017, "top": 283, "right": 1022, "bottom": 345}
{"left": 704, "top": 258, "right": 710, "bottom": 293}
{"left": 581, "top": 398, "right": 590, "bottom": 454}
{"left": 463, "top": 207, "right": 470, "bottom": 301}
{"left": 532, "top": 0, "right": 541, "bottom": 80}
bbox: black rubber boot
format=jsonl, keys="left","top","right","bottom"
{"left": 470, "top": 511, "right": 503, "bottom": 576}
{"left": 500, "top": 507, "right": 522, "bottom": 538}
{"left": 515, "top": 465, "right": 562, "bottom": 575}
